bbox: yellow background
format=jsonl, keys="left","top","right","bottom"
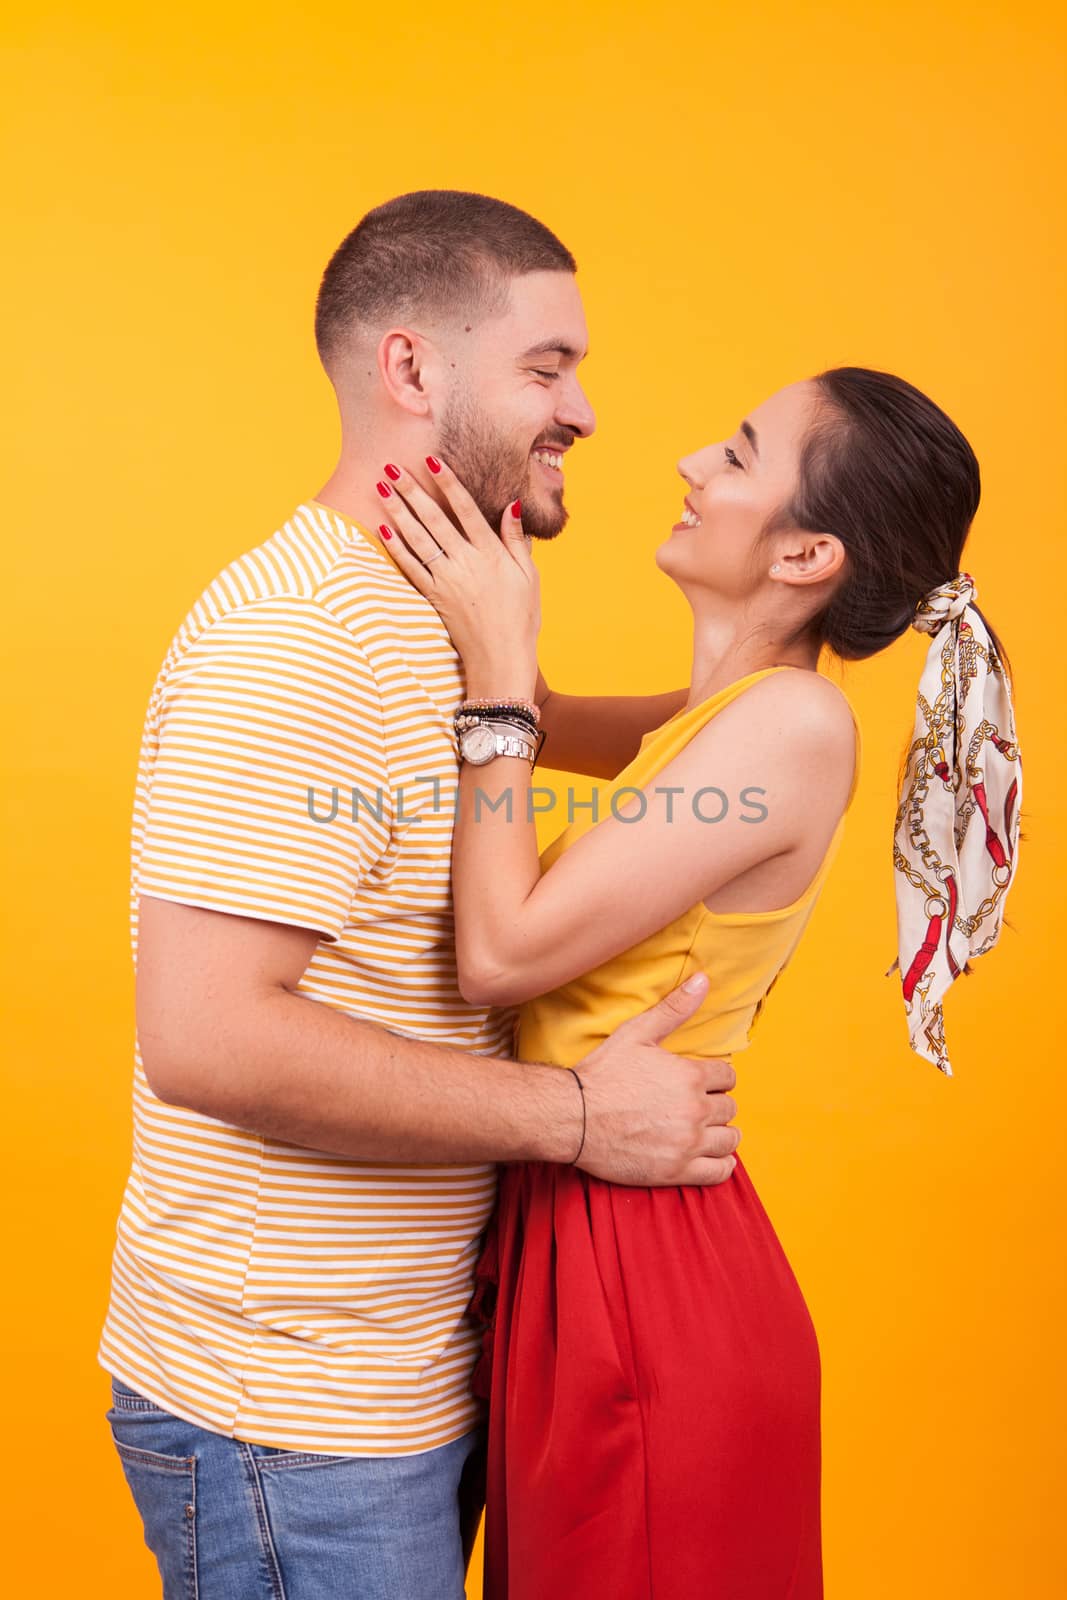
{"left": 3, "top": 1, "right": 1064, "bottom": 1594}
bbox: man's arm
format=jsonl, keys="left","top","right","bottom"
{"left": 136, "top": 895, "right": 741, "bottom": 1187}
{"left": 129, "top": 596, "right": 737, "bottom": 1186}
{"left": 535, "top": 665, "right": 688, "bottom": 779}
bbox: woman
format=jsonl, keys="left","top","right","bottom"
{"left": 376, "top": 367, "right": 1021, "bottom": 1598}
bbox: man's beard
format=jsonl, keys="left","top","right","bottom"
{"left": 438, "top": 390, "right": 569, "bottom": 542}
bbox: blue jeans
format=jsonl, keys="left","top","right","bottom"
{"left": 105, "top": 1375, "right": 487, "bottom": 1599}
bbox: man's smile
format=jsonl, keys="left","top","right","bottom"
{"left": 530, "top": 443, "right": 570, "bottom": 484}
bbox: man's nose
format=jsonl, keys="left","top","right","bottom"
{"left": 558, "top": 379, "right": 596, "bottom": 439}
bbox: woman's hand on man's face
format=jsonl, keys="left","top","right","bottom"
{"left": 375, "top": 457, "right": 541, "bottom": 696}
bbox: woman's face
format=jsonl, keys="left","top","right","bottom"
{"left": 656, "top": 380, "right": 820, "bottom": 599}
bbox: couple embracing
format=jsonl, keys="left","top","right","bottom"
{"left": 101, "top": 189, "right": 1020, "bottom": 1599}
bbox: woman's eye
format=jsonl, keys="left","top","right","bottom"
{"left": 724, "top": 445, "right": 743, "bottom": 468}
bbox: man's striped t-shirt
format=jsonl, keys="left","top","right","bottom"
{"left": 98, "top": 501, "right": 516, "bottom": 1455}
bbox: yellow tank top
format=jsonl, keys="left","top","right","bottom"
{"left": 517, "top": 667, "right": 862, "bottom": 1070}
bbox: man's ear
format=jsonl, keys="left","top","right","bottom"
{"left": 377, "top": 328, "right": 437, "bottom": 419}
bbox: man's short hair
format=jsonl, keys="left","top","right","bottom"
{"left": 314, "top": 190, "right": 577, "bottom": 368}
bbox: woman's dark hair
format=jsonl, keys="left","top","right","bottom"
{"left": 770, "top": 366, "right": 1009, "bottom": 673}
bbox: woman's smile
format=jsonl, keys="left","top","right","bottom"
{"left": 672, "top": 495, "right": 703, "bottom": 532}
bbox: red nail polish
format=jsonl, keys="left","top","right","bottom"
{"left": 376, "top": 481, "right": 391, "bottom": 498}
{"left": 426, "top": 455, "right": 442, "bottom": 475}
{"left": 384, "top": 463, "right": 401, "bottom": 481}
{"left": 378, "top": 524, "right": 392, "bottom": 541}
{"left": 511, "top": 499, "right": 522, "bottom": 519}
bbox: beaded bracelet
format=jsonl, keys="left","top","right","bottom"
{"left": 455, "top": 716, "right": 538, "bottom": 744}
{"left": 456, "top": 697, "right": 541, "bottom": 725}
{"left": 454, "top": 708, "right": 539, "bottom": 736}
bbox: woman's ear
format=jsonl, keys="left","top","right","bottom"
{"left": 774, "top": 532, "right": 846, "bottom": 587}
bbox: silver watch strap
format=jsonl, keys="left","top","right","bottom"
{"left": 494, "top": 733, "right": 537, "bottom": 763}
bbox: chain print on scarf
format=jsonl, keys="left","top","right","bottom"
{"left": 888, "top": 574, "right": 1021, "bottom": 1075}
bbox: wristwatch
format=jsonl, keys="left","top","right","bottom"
{"left": 458, "top": 723, "right": 538, "bottom": 766}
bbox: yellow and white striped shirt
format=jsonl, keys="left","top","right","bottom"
{"left": 99, "top": 501, "right": 515, "bottom": 1455}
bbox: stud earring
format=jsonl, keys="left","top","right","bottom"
{"left": 770, "top": 563, "right": 781, "bottom": 573}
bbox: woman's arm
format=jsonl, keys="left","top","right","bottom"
{"left": 378, "top": 461, "right": 855, "bottom": 1007}
{"left": 535, "top": 666, "right": 690, "bottom": 779}
{"left": 448, "top": 668, "right": 854, "bottom": 1003}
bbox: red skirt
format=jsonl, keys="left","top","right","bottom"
{"left": 468, "top": 1157, "right": 823, "bottom": 1600}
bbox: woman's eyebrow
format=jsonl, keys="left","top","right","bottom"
{"left": 740, "top": 420, "right": 760, "bottom": 457}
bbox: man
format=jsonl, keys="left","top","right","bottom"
{"left": 101, "top": 190, "right": 740, "bottom": 1599}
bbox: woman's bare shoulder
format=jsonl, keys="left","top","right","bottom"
{"left": 684, "top": 667, "right": 857, "bottom": 815}
{"left": 766, "top": 666, "right": 856, "bottom": 740}
{"left": 694, "top": 666, "right": 855, "bottom": 747}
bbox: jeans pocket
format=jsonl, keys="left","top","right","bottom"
{"left": 109, "top": 1429, "right": 198, "bottom": 1600}
{"left": 109, "top": 1408, "right": 199, "bottom": 1593}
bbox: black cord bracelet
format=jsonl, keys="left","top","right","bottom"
{"left": 566, "top": 1067, "right": 587, "bottom": 1165}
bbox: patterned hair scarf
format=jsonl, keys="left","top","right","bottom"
{"left": 889, "top": 573, "right": 1022, "bottom": 1076}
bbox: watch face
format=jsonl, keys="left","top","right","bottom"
{"left": 461, "top": 724, "right": 498, "bottom": 765}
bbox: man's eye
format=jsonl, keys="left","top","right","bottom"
{"left": 533, "top": 368, "right": 560, "bottom": 381}
{"left": 724, "top": 446, "right": 743, "bottom": 468}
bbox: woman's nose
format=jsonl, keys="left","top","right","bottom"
{"left": 678, "top": 443, "right": 720, "bottom": 486}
